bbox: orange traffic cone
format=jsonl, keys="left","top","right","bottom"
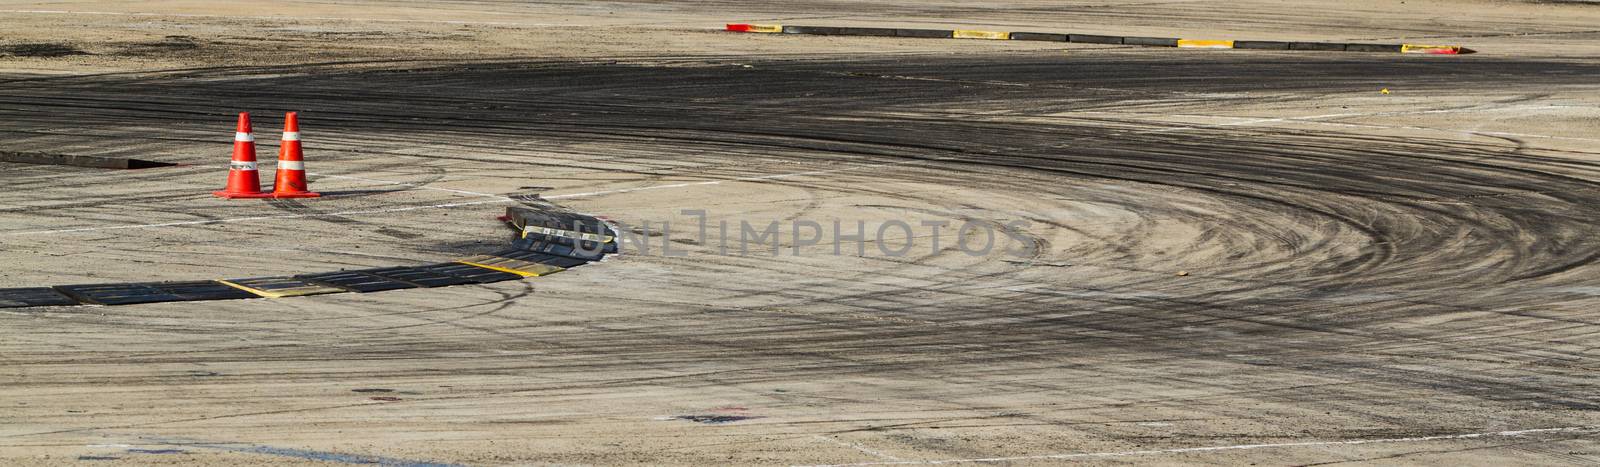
{"left": 213, "top": 112, "right": 272, "bottom": 199}
{"left": 271, "top": 112, "right": 320, "bottom": 198}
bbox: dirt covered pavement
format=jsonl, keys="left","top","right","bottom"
{"left": 2, "top": 1, "right": 1599, "bottom": 465}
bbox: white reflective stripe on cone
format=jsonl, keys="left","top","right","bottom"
{"left": 277, "top": 161, "right": 305, "bottom": 170}
{"left": 282, "top": 132, "right": 301, "bottom": 141}
{"left": 229, "top": 161, "right": 258, "bottom": 171}
{"left": 235, "top": 132, "right": 255, "bottom": 142}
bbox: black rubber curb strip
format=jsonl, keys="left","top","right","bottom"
{"left": 1069, "top": 34, "right": 1123, "bottom": 45}
{"left": 1235, "top": 40, "right": 1291, "bottom": 50}
{"left": 1008, "top": 32, "right": 1065, "bottom": 42}
{"left": 0, "top": 205, "right": 618, "bottom": 310}
{"left": 724, "top": 23, "right": 1471, "bottom": 54}
{"left": 1124, "top": 36, "right": 1180, "bottom": 47}
{"left": 896, "top": 28, "right": 953, "bottom": 38}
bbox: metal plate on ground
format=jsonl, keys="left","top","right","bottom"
{"left": 219, "top": 277, "right": 345, "bottom": 298}
{"left": 508, "top": 205, "right": 616, "bottom": 244}
{"left": 515, "top": 236, "right": 608, "bottom": 261}
{"left": 0, "top": 287, "right": 81, "bottom": 308}
{"left": 359, "top": 266, "right": 476, "bottom": 288}
{"left": 297, "top": 271, "right": 420, "bottom": 293}
{"left": 491, "top": 249, "right": 591, "bottom": 269}
{"left": 53, "top": 283, "right": 185, "bottom": 306}
{"left": 421, "top": 262, "right": 524, "bottom": 284}
{"left": 455, "top": 254, "right": 564, "bottom": 277}
{"left": 150, "top": 280, "right": 260, "bottom": 301}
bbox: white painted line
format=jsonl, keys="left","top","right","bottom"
{"left": 307, "top": 172, "right": 513, "bottom": 200}
{"left": 814, "top": 435, "right": 903, "bottom": 461}
{"left": 0, "top": 198, "right": 516, "bottom": 236}
{"left": 1121, "top": 105, "right": 1600, "bottom": 142}
{"left": 0, "top": 158, "right": 933, "bottom": 236}
{"left": 794, "top": 425, "right": 1598, "bottom": 466}
{"left": 545, "top": 157, "right": 937, "bottom": 201}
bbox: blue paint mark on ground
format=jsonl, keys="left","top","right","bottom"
{"left": 127, "top": 448, "right": 187, "bottom": 454}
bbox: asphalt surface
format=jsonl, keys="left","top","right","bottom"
{"left": 3, "top": 46, "right": 1599, "bottom": 463}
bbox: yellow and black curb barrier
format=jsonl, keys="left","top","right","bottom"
{"left": 724, "top": 23, "right": 1470, "bottom": 55}
{"left": 953, "top": 30, "right": 1010, "bottom": 40}
{"left": 0, "top": 206, "right": 617, "bottom": 309}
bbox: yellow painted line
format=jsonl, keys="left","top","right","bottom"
{"left": 1401, "top": 44, "right": 1461, "bottom": 54}
{"left": 953, "top": 30, "right": 1009, "bottom": 40}
{"left": 216, "top": 279, "right": 344, "bottom": 297}
{"left": 1177, "top": 39, "right": 1235, "bottom": 48}
{"left": 216, "top": 279, "right": 280, "bottom": 298}
{"left": 748, "top": 24, "right": 782, "bottom": 33}
{"left": 457, "top": 261, "right": 537, "bottom": 277}
{"left": 456, "top": 256, "right": 565, "bottom": 277}
{"left": 456, "top": 261, "right": 561, "bottom": 277}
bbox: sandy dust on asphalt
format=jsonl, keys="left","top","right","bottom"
{"left": 2, "top": 0, "right": 1600, "bottom": 465}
